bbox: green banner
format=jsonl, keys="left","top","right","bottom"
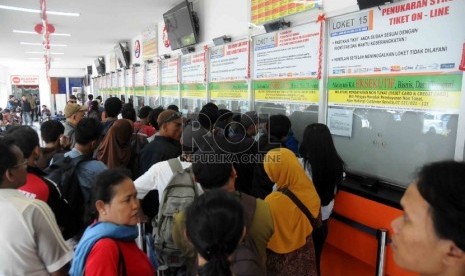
{"left": 254, "top": 79, "right": 319, "bottom": 103}
{"left": 328, "top": 74, "right": 462, "bottom": 112}
{"left": 181, "top": 83, "right": 207, "bottom": 98}
{"left": 209, "top": 82, "right": 248, "bottom": 100}
{"left": 161, "top": 84, "right": 179, "bottom": 97}
{"left": 134, "top": 87, "right": 145, "bottom": 96}
{"left": 146, "top": 86, "right": 158, "bottom": 97}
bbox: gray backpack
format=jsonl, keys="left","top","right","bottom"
{"left": 153, "top": 158, "right": 199, "bottom": 271}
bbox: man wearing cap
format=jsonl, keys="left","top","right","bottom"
{"left": 62, "top": 103, "right": 87, "bottom": 150}
{"left": 138, "top": 109, "right": 183, "bottom": 230}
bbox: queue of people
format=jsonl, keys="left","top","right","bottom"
{"left": 0, "top": 95, "right": 464, "bottom": 276}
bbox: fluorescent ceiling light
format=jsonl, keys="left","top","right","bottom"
{"left": 13, "top": 30, "right": 71, "bottom": 36}
{"left": 0, "top": 5, "right": 80, "bottom": 16}
{"left": 26, "top": 51, "right": 65, "bottom": 55}
{"left": 21, "top": 42, "right": 67, "bottom": 47}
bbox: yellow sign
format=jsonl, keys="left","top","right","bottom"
{"left": 161, "top": 90, "right": 178, "bottom": 97}
{"left": 255, "top": 89, "right": 318, "bottom": 103}
{"left": 211, "top": 90, "right": 248, "bottom": 100}
{"left": 329, "top": 90, "right": 461, "bottom": 111}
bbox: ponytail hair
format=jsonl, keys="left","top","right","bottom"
{"left": 186, "top": 189, "right": 245, "bottom": 276}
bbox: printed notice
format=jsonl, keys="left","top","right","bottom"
{"left": 145, "top": 62, "right": 158, "bottom": 86}
{"left": 161, "top": 58, "right": 179, "bottom": 85}
{"left": 210, "top": 40, "right": 249, "bottom": 82}
{"left": 181, "top": 53, "right": 205, "bottom": 84}
{"left": 328, "top": 0, "right": 465, "bottom": 76}
{"left": 328, "top": 108, "right": 354, "bottom": 137}
{"left": 134, "top": 66, "right": 144, "bottom": 87}
{"left": 253, "top": 24, "right": 319, "bottom": 80}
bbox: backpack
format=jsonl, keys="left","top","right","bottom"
{"left": 44, "top": 154, "right": 93, "bottom": 235}
{"left": 231, "top": 192, "right": 266, "bottom": 276}
{"left": 129, "top": 128, "right": 148, "bottom": 179}
{"left": 154, "top": 158, "right": 199, "bottom": 271}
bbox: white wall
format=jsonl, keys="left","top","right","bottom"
{"left": 0, "top": 65, "right": 85, "bottom": 111}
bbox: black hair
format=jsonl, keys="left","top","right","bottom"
{"left": 268, "top": 114, "right": 291, "bottom": 140}
{"left": 40, "top": 120, "right": 65, "bottom": 144}
{"left": 88, "top": 94, "right": 93, "bottom": 100}
{"left": 299, "top": 123, "right": 345, "bottom": 206}
{"left": 138, "top": 106, "right": 153, "bottom": 119}
{"left": 198, "top": 106, "right": 220, "bottom": 130}
{"left": 88, "top": 169, "right": 132, "bottom": 221}
{"left": 104, "top": 97, "right": 123, "bottom": 118}
{"left": 192, "top": 153, "right": 233, "bottom": 190}
{"left": 186, "top": 189, "right": 244, "bottom": 276}
{"left": 90, "top": 100, "right": 99, "bottom": 112}
{"left": 4, "top": 126, "right": 39, "bottom": 158}
{"left": 416, "top": 161, "right": 465, "bottom": 251}
{"left": 75, "top": 118, "right": 101, "bottom": 145}
{"left": 203, "top": 102, "right": 219, "bottom": 111}
{"left": 0, "top": 139, "right": 18, "bottom": 184}
{"left": 121, "top": 104, "right": 136, "bottom": 122}
{"left": 96, "top": 96, "right": 102, "bottom": 101}
{"left": 148, "top": 106, "right": 164, "bottom": 131}
{"left": 167, "top": 104, "right": 179, "bottom": 112}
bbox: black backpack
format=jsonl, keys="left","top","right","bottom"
{"left": 231, "top": 192, "right": 266, "bottom": 276}
{"left": 44, "top": 154, "right": 93, "bottom": 235}
{"left": 129, "top": 129, "right": 148, "bottom": 179}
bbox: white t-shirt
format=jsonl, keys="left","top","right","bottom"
{"left": 134, "top": 157, "right": 203, "bottom": 202}
{"left": 0, "top": 189, "right": 73, "bottom": 275}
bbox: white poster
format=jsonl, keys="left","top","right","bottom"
{"left": 161, "top": 58, "right": 179, "bottom": 85}
{"left": 125, "top": 68, "right": 133, "bottom": 88}
{"left": 134, "top": 66, "right": 144, "bottom": 87}
{"left": 328, "top": 0, "right": 465, "bottom": 76}
{"left": 145, "top": 62, "right": 158, "bottom": 86}
{"left": 118, "top": 70, "right": 124, "bottom": 88}
{"left": 142, "top": 24, "right": 157, "bottom": 61}
{"left": 210, "top": 40, "right": 249, "bottom": 82}
{"left": 253, "top": 23, "right": 320, "bottom": 80}
{"left": 111, "top": 72, "right": 117, "bottom": 88}
{"left": 328, "top": 108, "right": 354, "bottom": 137}
{"left": 181, "top": 53, "right": 205, "bottom": 83}
{"left": 10, "top": 75, "right": 39, "bottom": 85}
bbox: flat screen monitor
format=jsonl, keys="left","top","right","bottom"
{"left": 163, "top": 0, "right": 198, "bottom": 50}
{"left": 94, "top": 57, "right": 105, "bottom": 76}
{"left": 114, "top": 42, "right": 130, "bottom": 69}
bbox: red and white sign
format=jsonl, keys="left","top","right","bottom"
{"left": 10, "top": 75, "right": 40, "bottom": 85}
{"left": 134, "top": 40, "right": 141, "bottom": 58}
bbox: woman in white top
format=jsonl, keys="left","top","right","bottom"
{"left": 299, "top": 123, "right": 345, "bottom": 273}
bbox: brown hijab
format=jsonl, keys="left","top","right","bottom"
{"left": 97, "top": 119, "right": 133, "bottom": 169}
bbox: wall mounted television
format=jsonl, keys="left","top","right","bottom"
{"left": 163, "top": 0, "right": 199, "bottom": 50}
{"left": 94, "top": 57, "right": 105, "bottom": 76}
{"left": 114, "top": 41, "right": 130, "bottom": 69}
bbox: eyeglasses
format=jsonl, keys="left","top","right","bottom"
{"left": 11, "top": 159, "right": 28, "bottom": 169}
{"left": 160, "top": 112, "right": 182, "bottom": 125}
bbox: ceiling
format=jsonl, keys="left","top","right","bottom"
{"left": 0, "top": 0, "right": 180, "bottom": 70}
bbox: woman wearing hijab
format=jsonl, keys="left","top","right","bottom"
{"left": 97, "top": 119, "right": 133, "bottom": 169}
{"left": 264, "top": 148, "right": 321, "bottom": 276}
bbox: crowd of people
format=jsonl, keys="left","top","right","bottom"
{"left": 0, "top": 94, "right": 464, "bottom": 276}
{"left": 1, "top": 94, "right": 53, "bottom": 131}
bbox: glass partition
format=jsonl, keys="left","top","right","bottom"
{"left": 332, "top": 108, "right": 459, "bottom": 186}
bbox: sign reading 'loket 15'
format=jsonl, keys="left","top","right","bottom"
{"left": 10, "top": 75, "right": 40, "bottom": 85}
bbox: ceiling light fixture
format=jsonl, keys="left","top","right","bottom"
{"left": 25, "top": 51, "right": 64, "bottom": 55}
{"left": 14, "top": 30, "right": 72, "bottom": 37}
{"left": 21, "top": 42, "right": 67, "bottom": 47}
{"left": 0, "top": 5, "right": 80, "bottom": 16}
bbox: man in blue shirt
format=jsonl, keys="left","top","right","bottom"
{"left": 64, "top": 117, "right": 107, "bottom": 203}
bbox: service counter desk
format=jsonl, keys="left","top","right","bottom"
{"left": 321, "top": 176, "right": 417, "bottom": 276}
